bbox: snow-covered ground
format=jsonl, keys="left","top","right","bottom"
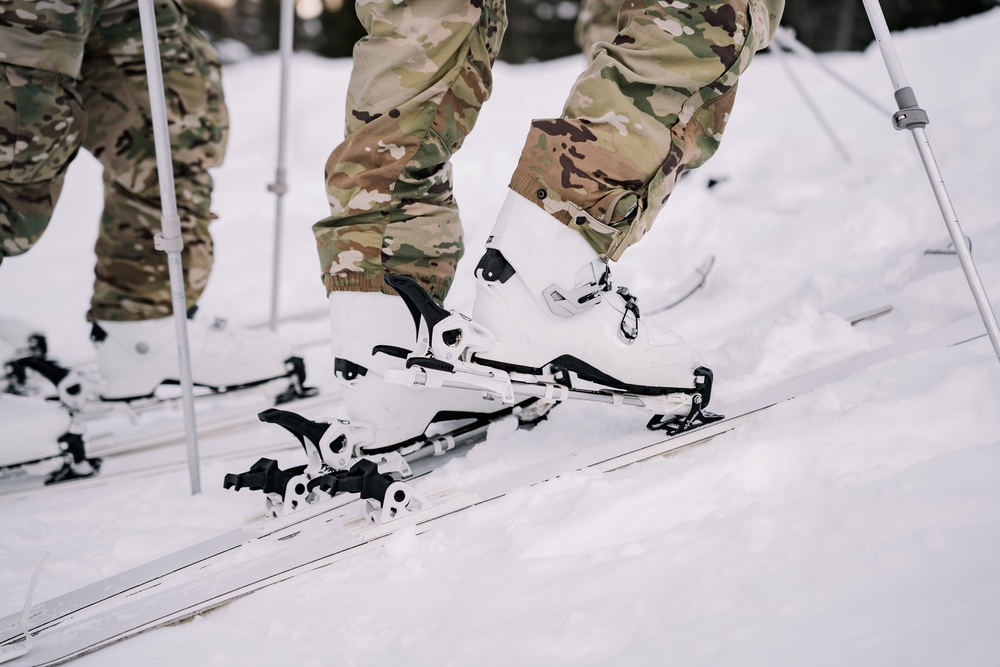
{"left": 3, "top": 10, "right": 1000, "bottom": 665}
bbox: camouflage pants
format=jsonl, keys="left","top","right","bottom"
{"left": 315, "top": 0, "right": 506, "bottom": 303}
{"left": 317, "top": 0, "right": 779, "bottom": 300}
{"left": 0, "top": 0, "right": 228, "bottom": 321}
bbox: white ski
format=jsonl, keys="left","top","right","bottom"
{"left": 0, "top": 312, "right": 986, "bottom": 666}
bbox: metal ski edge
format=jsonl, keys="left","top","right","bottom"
{"left": 0, "top": 313, "right": 986, "bottom": 666}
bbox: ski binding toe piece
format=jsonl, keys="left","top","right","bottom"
{"left": 223, "top": 409, "right": 430, "bottom": 520}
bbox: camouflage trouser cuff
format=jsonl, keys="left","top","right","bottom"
{"left": 508, "top": 172, "right": 633, "bottom": 262}
{"left": 323, "top": 270, "right": 450, "bottom": 305}
{"left": 86, "top": 308, "right": 171, "bottom": 323}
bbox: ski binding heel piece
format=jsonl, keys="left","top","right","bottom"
{"left": 385, "top": 274, "right": 496, "bottom": 370}
{"left": 646, "top": 367, "right": 724, "bottom": 434}
{"left": 274, "top": 357, "right": 320, "bottom": 404}
{"left": 364, "top": 480, "right": 431, "bottom": 524}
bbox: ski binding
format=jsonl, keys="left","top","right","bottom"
{"left": 223, "top": 409, "right": 432, "bottom": 521}
{"left": 224, "top": 399, "right": 541, "bottom": 517}
{"left": 382, "top": 274, "right": 722, "bottom": 434}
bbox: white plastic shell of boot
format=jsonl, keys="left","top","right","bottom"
{"left": 329, "top": 290, "right": 418, "bottom": 375}
{"left": 0, "top": 393, "right": 71, "bottom": 466}
{"left": 329, "top": 291, "right": 503, "bottom": 449}
{"left": 94, "top": 316, "right": 293, "bottom": 400}
{"left": 473, "top": 191, "right": 696, "bottom": 390}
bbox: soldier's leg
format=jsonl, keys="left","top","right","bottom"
{"left": 0, "top": 67, "right": 82, "bottom": 262}
{"left": 81, "top": 0, "right": 228, "bottom": 321}
{"left": 512, "top": 0, "right": 780, "bottom": 261}
{"left": 0, "top": 0, "right": 93, "bottom": 263}
{"left": 314, "top": 0, "right": 506, "bottom": 304}
{"left": 468, "top": 0, "right": 783, "bottom": 395}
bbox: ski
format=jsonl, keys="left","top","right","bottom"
{"left": 827, "top": 236, "right": 971, "bottom": 326}
{"left": 83, "top": 387, "right": 340, "bottom": 458}
{"left": 0, "top": 312, "right": 986, "bottom": 667}
{"left": 0, "top": 412, "right": 318, "bottom": 499}
{"left": 0, "top": 423, "right": 509, "bottom": 664}
{"left": 0, "top": 386, "right": 342, "bottom": 494}
{"left": 0, "top": 346, "right": 337, "bottom": 487}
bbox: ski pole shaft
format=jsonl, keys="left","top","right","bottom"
{"left": 772, "top": 28, "right": 890, "bottom": 117}
{"left": 137, "top": 0, "right": 202, "bottom": 494}
{"left": 267, "top": 0, "right": 295, "bottom": 331}
{"left": 771, "top": 35, "right": 852, "bottom": 163}
{"left": 860, "top": 0, "right": 1000, "bottom": 365}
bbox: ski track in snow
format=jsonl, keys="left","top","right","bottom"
{"left": 2, "top": 10, "right": 1000, "bottom": 666}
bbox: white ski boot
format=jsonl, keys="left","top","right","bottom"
{"left": 472, "top": 191, "right": 697, "bottom": 392}
{"left": 375, "top": 191, "right": 719, "bottom": 432}
{"left": 92, "top": 314, "right": 303, "bottom": 401}
{"left": 329, "top": 290, "right": 516, "bottom": 452}
{"left": 0, "top": 393, "right": 98, "bottom": 483}
{"left": 224, "top": 289, "right": 550, "bottom": 517}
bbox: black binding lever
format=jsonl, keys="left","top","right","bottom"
{"left": 223, "top": 457, "right": 306, "bottom": 495}
{"left": 384, "top": 274, "right": 451, "bottom": 343}
{"left": 224, "top": 457, "right": 396, "bottom": 506}
{"left": 258, "top": 408, "right": 330, "bottom": 456}
{"left": 5, "top": 356, "right": 70, "bottom": 389}
{"left": 314, "top": 459, "right": 394, "bottom": 503}
{"left": 226, "top": 411, "right": 398, "bottom": 506}
{"left": 646, "top": 366, "right": 723, "bottom": 434}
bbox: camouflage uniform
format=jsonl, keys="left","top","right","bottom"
{"left": 315, "top": 0, "right": 506, "bottom": 304}
{"left": 0, "top": 0, "right": 227, "bottom": 321}
{"left": 317, "top": 0, "right": 783, "bottom": 301}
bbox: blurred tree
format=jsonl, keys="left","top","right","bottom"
{"left": 783, "top": 0, "right": 999, "bottom": 51}
{"left": 185, "top": 0, "right": 363, "bottom": 60}
{"left": 312, "top": 0, "right": 365, "bottom": 58}
{"left": 500, "top": 0, "right": 581, "bottom": 63}
{"left": 185, "top": 0, "right": 1000, "bottom": 61}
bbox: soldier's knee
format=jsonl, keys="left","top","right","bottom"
{"left": 0, "top": 64, "right": 84, "bottom": 187}
{"left": 0, "top": 178, "right": 62, "bottom": 259}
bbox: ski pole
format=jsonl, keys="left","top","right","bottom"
{"left": 771, "top": 27, "right": 890, "bottom": 118}
{"left": 859, "top": 0, "right": 1000, "bottom": 366}
{"left": 137, "top": 0, "right": 202, "bottom": 494}
{"left": 770, "top": 33, "right": 852, "bottom": 163}
{"left": 267, "top": 0, "right": 295, "bottom": 331}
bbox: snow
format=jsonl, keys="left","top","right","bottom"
{"left": 3, "top": 10, "right": 1000, "bottom": 665}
